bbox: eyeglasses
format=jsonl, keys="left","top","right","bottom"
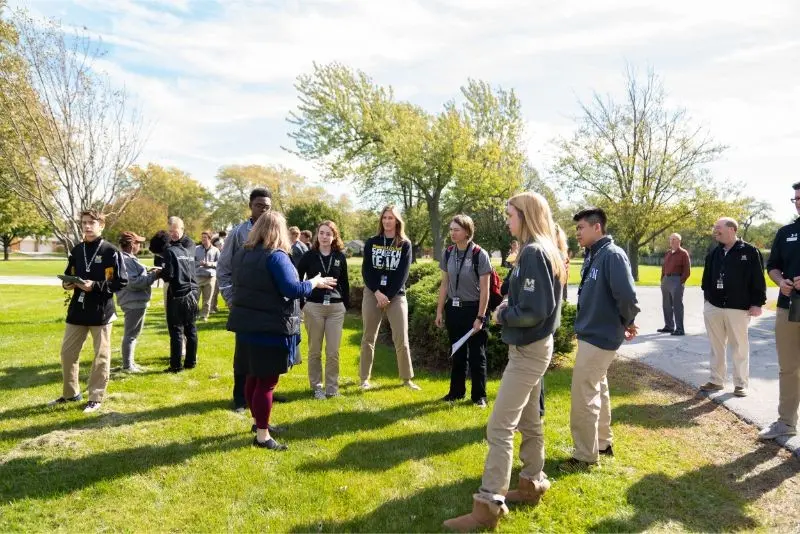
{"left": 253, "top": 202, "right": 271, "bottom": 210}
{"left": 792, "top": 198, "right": 800, "bottom": 204}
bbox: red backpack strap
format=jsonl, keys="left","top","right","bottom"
{"left": 445, "top": 245, "right": 455, "bottom": 263}
{"left": 471, "top": 244, "right": 484, "bottom": 277}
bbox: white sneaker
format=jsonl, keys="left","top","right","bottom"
{"left": 403, "top": 380, "right": 421, "bottom": 391}
{"left": 83, "top": 401, "right": 101, "bottom": 413}
{"left": 360, "top": 380, "right": 372, "bottom": 390}
{"left": 313, "top": 388, "right": 326, "bottom": 400}
{"left": 122, "top": 364, "right": 144, "bottom": 373}
{"left": 758, "top": 421, "right": 797, "bottom": 441}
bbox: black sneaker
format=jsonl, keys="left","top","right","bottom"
{"left": 183, "top": 363, "right": 196, "bottom": 370}
{"left": 600, "top": 445, "right": 614, "bottom": 457}
{"left": 441, "top": 394, "right": 464, "bottom": 403}
{"left": 656, "top": 327, "right": 674, "bottom": 333}
{"left": 164, "top": 366, "right": 183, "bottom": 373}
{"left": 670, "top": 330, "right": 685, "bottom": 336}
{"left": 252, "top": 436, "right": 287, "bottom": 451}
{"left": 47, "top": 394, "right": 83, "bottom": 406}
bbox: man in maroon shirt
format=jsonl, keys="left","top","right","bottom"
{"left": 657, "top": 233, "right": 691, "bottom": 335}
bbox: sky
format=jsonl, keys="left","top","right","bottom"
{"left": 13, "top": 0, "right": 800, "bottom": 222}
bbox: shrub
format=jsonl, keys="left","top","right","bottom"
{"left": 407, "top": 261, "right": 440, "bottom": 286}
{"left": 347, "top": 262, "right": 364, "bottom": 310}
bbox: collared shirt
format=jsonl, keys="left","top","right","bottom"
{"left": 662, "top": 247, "right": 691, "bottom": 284}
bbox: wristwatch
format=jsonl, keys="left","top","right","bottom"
{"left": 476, "top": 315, "right": 486, "bottom": 321}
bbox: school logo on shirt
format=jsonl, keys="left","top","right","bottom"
{"left": 523, "top": 278, "right": 536, "bottom": 292}
{"left": 95, "top": 256, "right": 102, "bottom": 263}
{"left": 787, "top": 233, "right": 798, "bottom": 242}
{"left": 372, "top": 245, "right": 402, "bottom": 270}
{"left": 741, "top": 255, "right": 748, "bottom": 261}
{"left": 334, "top": 259, "right": 340, "bottom": 267}
{"left": 589, "top": 268, "right": 599, "bottom": 280}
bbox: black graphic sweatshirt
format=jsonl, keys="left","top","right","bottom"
{"left": 362, "top": 235, "right": 411, "bottom": 298}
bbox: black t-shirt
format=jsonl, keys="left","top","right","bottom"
{"left": 297, "top": 249, "right": 350, "bottom": 307}
{"left": 767, "top": 218, "right": 800, "bottom": 310}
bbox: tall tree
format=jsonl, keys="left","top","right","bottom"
{"left": 739, "top": 198, "right": 773, "bottom": 241}
{"left": 552, "top": 67, "right": 727, "bottom": 279}
{"left": 0, "top": 189, "right": 48, "bottom": 260}
{"left": 285, "top": 201, "right": 343, "bottom": 238}
{"left": 287, "top": 62, "right": 526, "bottom": 260}
{"left": 0, "top": 9, "right": 144, "bottom": 252}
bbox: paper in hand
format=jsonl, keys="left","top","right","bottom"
{"left": 451, "top": 328, "right": 479, "bottom": 356}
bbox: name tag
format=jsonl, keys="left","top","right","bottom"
{"left": 452, "top": 297, "right": 461, "bottom": 307}
{"left": 323, "top": 294, "right": 331, "bottom": 306}
{"left": 380, "top": 275, "right": 388, "bottom": 286}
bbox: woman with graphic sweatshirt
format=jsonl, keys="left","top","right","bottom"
{"left": 444, "top": 192, "right": 567, "bottom": 532}
{"left": 359, "top": 205, "right": 419, "bottom": 391}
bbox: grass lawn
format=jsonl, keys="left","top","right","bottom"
{"left": 1, "top": 287, "right": 798, "bottom": 532}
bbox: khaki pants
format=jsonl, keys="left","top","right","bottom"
{"left": 570, "top": 340, "right": 616, "bottom": 463}
{"left": 776, "top": 308, "right": 800, "bottom": 429}
{"left": 359, "top": 288, "right": 413, "bottom": 381}
{"left": 60, "top": 323, "right": 113, "bottom": 402}
{"left": 703, "top": 301, "right": 751, "bottom": 388}
{"left": 197, "top": 277, "right": 216, "bottom": 320}
{"left": 304, "top": 302, "right": 346, "bottom": 395}
{"left": 479, "top": 337, "right": 553, "bottom": 500}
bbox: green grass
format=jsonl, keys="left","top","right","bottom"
{"left": 0, "top": 258, "right": 155, "bottom": 277}
{"left": 1, "top": 287, "right": 797, "bottom": 531}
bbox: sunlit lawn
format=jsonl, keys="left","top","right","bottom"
{"left": 0, "top": 286, "right": 797, "bottom": 532}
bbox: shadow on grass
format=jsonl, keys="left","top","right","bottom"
{"left": 289, "top": 477, "right": 483, "bottom": 533}
{"left": 590, "top": 444, "right": 800, "bottom": 532}
{"left": 300, "top": 427, "right": 485, "bottom": 473}
{"left": 612, "top": 396, "right": 720, "bottom": 429}
{"left": 0, "top": 433, "right": 243, "bottom": 502}
{"left": 0, "top": 362, "right": 62, "bottom": 391}
{"left": 282, "top": 400, "right": 448, "bottom": 441}
{"left": 0, "top": 398, "right": 231, "bottom": 442}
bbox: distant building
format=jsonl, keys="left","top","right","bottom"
{"left": 13, "top": 236, "right": 62, "bottom": 254}
{"left": 344, "top": 239, "right": 365, "bottom": 256}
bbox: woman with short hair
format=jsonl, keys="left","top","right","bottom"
{"left": 227, "top": 212, "right": 336, "bottom": 450}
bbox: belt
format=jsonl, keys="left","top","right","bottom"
{"left": 447, "top": 299, "right": 479, "bottom": 306}
{"left": 665, "top": 274, "right": 681, "bottom": 277}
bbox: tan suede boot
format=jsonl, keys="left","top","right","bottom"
{"left": 442, "top": 495, "right": 509, "bottom": 532}
{"left": 505, "top": 474, "right": 550, "bottom": 505}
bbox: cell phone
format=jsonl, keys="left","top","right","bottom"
{"left": 57, "top": 274, "right": 85, "bottom": 285}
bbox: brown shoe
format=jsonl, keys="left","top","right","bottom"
{"left": 699, "top": 382, "right": 723, "bottom": 392}
{"left": 443, "top": 495, "right": 508, "bottom": 532}
{"left": 505, "top": 474, "right": 550, "bottom": 505}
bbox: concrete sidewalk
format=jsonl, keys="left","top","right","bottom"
{"left": 616, "top": 285, "right": 799, "bottom": 456}
{"left": 0, "top": 276, "right": 62, "bottom": 286}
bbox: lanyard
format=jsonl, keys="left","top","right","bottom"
{"left": 319, "top": 252, "right": 333, "bottom": 275}
{"left": 453, "top": 243, "right": 471, "bottom": 291}
{"left": 82, "top": 239, "right": 102, "bottom": 273}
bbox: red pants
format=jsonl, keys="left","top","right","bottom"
{"left": 245, "top": 375, "right": 280, "bottom": 429}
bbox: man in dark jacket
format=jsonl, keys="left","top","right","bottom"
{"left": 49, "top": 210, "right": 127, "bottom": 413}
{"left": 563, "top": 207, "right": 639, "bottom": 471}
{"left": 700, "top": 217, "right": 766, "bottom": 398}
{"left": 150, "top": 229, "right": 199, "bottom": 373}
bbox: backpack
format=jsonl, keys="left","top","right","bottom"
{"left": 445, "top": 244, "right": 504, "bottom": 312}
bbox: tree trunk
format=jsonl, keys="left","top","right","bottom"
{"left": 626, "top": 240, "right": 640, "bottom": 281}
{"left": 3, "top": 242, "right": 9, "bottom": 261}
{"left": 411, "top": 243, "right": 421, "bottom": 263}
{"left": 428, "top": 199, "right": 443, "bottom": 262}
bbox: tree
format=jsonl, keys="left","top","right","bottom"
{"left": 287, "top": 63, "right": 526, "bottom": 261}
{"left": 739, "top": 198, "right": 773, "bottom": 241}
{"left": 0, "top": 9, "right": 144, "bottom": 252}
{"left": 285, "top": 201, "right": 343, "bottom": 238}
{"left": 103, "top": 194, "right": 167, "bottom": 246}
{"left": 0, "top": 189, "right": 48, "bottom": 260}
{"left": 210, "top": 164, "right": 333, "bottom": 230}
{"left": 552, "top": 67, "right": 727, "bottom": 280}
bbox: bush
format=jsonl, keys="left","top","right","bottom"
{"left": 407, "top": 261, "right": 440, "bottom": 286}
{"left": 347, "top": 262, "right": 364, "bottom": 310}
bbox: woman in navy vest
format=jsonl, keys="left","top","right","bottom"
{"left": 227, "top": 211, "right": 336, "bottom": 451}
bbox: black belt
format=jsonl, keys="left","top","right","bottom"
{"left": 447, "top": 299, "right": 479, "bottom": 306}
{"left": 665, "top": 274, "right": 681, "bottom": 277}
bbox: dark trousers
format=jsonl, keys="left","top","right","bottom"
{"left": 166, "top": 293, "right": 198, "bottom": 370}
{"left": 245, "top": 375, "right": 280, "bottom": 429}
{"left": 445, "top": 302, "right": 488, "bottom": 402}
{"left": 661, "top": 275, "right": 685, "bottom": 332}
{"left": 233, "top": 341, "right": 247, "bottom": 409}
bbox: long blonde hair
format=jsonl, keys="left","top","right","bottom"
{"left": 244, "top": 211, "right": 291, "bottom": 253}
{"left": 507, "top": 192, "right": 567, "bottom": 283}
{"left": 377, "top": 205, "right": 409, "bottom": 247}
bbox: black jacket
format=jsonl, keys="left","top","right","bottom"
{"left": 297, "top": 249, "right": 350, "bottom": 307}
{"left": 766, "top": 218, "right": 800, "bottom": 310}
{"left": 64, "top": 238, "right": 127, "bottom": 325}
{"left": 701, "top": 239, "right": 767, "bottom": 310}
{"left": 161, "top": 242, "right": 198, "bottom": 298}
{"left": 154, "top": 235, "right": 195, "bottom": 268}
{"left": 362, "top": 235, "right": 411, "bottom": 298}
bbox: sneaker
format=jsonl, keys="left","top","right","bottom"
{"left": 599, "top": 445, "right": 614, "bottom": 457}
{"left": 670, "top": 330, "right": 685, "bottom": 336}
{"left": 83, "top": 401, "right": 101, "bottom": 413}
{"left": 474, "top": 399, "right": 488, "bottom": 409}
{"left": 403, "top": 380, "right": 421, "bottom": 391}
{"left": 758, "top": 421, "right": 797, "bottom": 441}
{"left": 656, "top": 327, "right": 674, "bottom": 333}
{"left": 252, "top": 436, "right": 288, "bottom": 451}
{"left": 360, "top": 380, "right": 372, "bottom": 390}
{"left": 326, "top": 391, "right": 341, "bottom": 398}
{"left": 164, "top": 366, "right": 183, "bottom": 373}
{"left": 441, "top": 394, "right": 464, "bottom": 402}
{"left": 699, "top": 382, "right": 724, "bottom": 392}
{"left": 313, "top": 388, "right": 326, "bottom": 400}
{"left": 559, "top": 457, "right": 596, "bottom": 473}
{"left": 233, "top": 405, "right": 247, "bottom": 414}
{"left": 121, "top": 364, "right": 144, "bottom": 373}
{"left": 251, "top": 424, "right": 283, "bottom": 435}
{"left": 47, "top": 394, "right": 82, "bottom": 406}
{"left": 733, "top": 386, "right": 748, "bottom": 397}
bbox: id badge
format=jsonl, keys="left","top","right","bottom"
{"left": 717, "top": 278, "right": 724, "bottom": 290}
{"left": 77, "top": 292, "right": 85, "bottom": 303}
{"left": 380, "top": 275, "right": 388, "bottom": 286}
{"left": 452, "top": 297, "right": 461, "bottom": 307}
{"left": 323, "top": 294, "right": 331, "bottom": 306}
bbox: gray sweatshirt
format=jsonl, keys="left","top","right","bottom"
{"left": 498, "top": 242, "right": 563, "bottom": 346}
{"left": 574, "top": 236, "right": 640, "bottom": 351}
{"left": 116, "top": 252, "right": 159, "bottom": 310}
{"left": 217, "top": 218, "right": 254, "bottom": 305}
{"left": 194, "top": 244, "right": 220, "bottom": 279}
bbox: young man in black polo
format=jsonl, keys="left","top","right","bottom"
{"left": 49, "top": 210, "right": 127, "bottom": 413}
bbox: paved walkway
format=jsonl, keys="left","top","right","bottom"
{"left": 2, "top": 275, "right": 797, "bottom": 454}
{"left": 615, "top": 285, "right": 799, "bottom": 456}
